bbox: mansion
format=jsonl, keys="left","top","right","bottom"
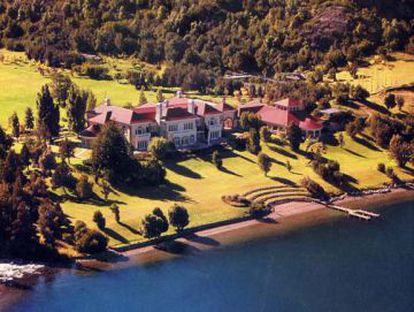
{"left": 80, "top": 92, "right": 323, "bottom": 151}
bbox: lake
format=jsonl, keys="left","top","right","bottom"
{"left": 8, "top": 201, "right": 414, "bottom": 312}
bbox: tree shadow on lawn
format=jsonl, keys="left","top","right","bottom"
{"left": 268, "top": 145, "right": 298, "bottom": 159}
{"left": 61, "top": 192, "right": 126, "bottom": 207}
{"left": 155, "top": 240, "right": 200, "bottom": 255}
{"left": 116, "top": 181, "right": 192, "bottom": 203}
{"left": 185, "top": 233, "right": 220, "bottom": 247}
{"left": 164, "top": 161, "right": 203, "bottom": 179}
{"left": 269, "top": 176, "right": 298, "bottom": 187}
{"left": 354, "top": 136, "right": 381, "bottom": 152}
{"left": 219, "top": 166, "right": 242, "bottom": 177}
{"left": 118, "top": 221, "right": 141, "bottom": 235}
{"left": 102, "top": 227, "right": 129, "bottom": 245}
{"left": 359, "top": 99, "right": 390, "bottom": 115}
{"left": 344, "top": 148, "right": 366, "bottom": 158}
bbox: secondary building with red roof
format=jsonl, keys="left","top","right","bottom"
{"left": 237, "top": 98, "right": 323, "bottom": 137}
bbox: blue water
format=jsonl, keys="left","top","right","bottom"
{"left": 9, "top": 201, "right": 414, "bottom": 312}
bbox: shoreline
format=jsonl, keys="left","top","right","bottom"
{"left": 78, "top": 186, "right": 414, "bottom": 270}
{"left": 1, "top": 187, "right": 413, "bottom": 311}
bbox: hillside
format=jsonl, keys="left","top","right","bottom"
{"left": 0, "top": 0, "right": 412, "bottom": 84}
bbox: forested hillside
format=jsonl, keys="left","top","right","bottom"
{"left": 1, "top": 0, "right": 413, "bottom": 77}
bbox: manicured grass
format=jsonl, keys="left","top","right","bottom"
{"left": 335, "top": 52, "right": 414, "bottom": 95}
{"left": 60, "top": 132, "right": 413, "bottom": 248}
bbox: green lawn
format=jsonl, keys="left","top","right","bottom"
{"left": 61, "top": 132, "right": 413, "bottom": 248}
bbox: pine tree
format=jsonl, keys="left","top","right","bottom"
{"left": 20, "top": 143, "right": 31, "bottom": 167}
{"left": 10, "top": 112, "right": 20, "bottom": 139}
{"left": 37, "top": 85, "right": 60, "bottom": 139}
{"left": 86, "top": 90, "right": 97, "bottom": 112}
{"left": 0, "top": 126, "right": 13, "bottom": 159}
{"left": 67, "top": 85, "right": 87, "bottom": 133}
{"left": 156, "top": 88, "right": 164, "bottom": 103}
{"left": 139, "top": 86, "right": 147, "bottom": 106}
{"left": 257, "top": 152, "right": 272, "bottom": 176}
{"left": 25, "top": 107, "right": 34, "bottom": 130}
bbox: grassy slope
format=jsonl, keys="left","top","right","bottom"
{"left": 1, "top": 50, "right": 413, "bottom": 248}
{"left": 64, "top": 132, "right": 413, "bottom": 248}
{"left": 0, "top": 50, "right": 243, "bottom": 126}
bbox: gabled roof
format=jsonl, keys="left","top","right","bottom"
{"left": 216, "top": 99, "right": 236, "bottom": 112}
{"left": 238, "top": 101, "right": 265, "bottom": 116}
{"left": 91, "top": 105, "right": 135, "bottom": 125}
{"left": 274, "top": 98, "right": 302, "bottom": 108}
{"left": 195, "top": 102, "right": 222, "bottom": 116}
{"left": 132, "top": 106, "right": 156, "bottom": 124}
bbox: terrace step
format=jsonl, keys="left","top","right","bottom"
{"left": 242, "top": 185, "right": 299, "bottom": 197}
{"left": 266, "top": 196, "right": 312, "bottom": 207}
{"left": 260, "top": 193, "right": 310, "bottom": 205}
{"left": 247, "top": 188, "right": 307, "bottom": 201}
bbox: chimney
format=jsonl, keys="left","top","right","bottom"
{"left": 188, "top": 99, "right": 196, "bottom": 114}
{"left": 155, "top": 103, "right": 163, "bottom": 124}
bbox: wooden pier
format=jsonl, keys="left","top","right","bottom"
{"left": 327, "top": 205, "right": 380, "bottom": 220}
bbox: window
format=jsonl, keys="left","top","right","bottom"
{"left": 137, "top": 141, "right": 148, "bottom": 150}
{"left": 182, "top": 136, "right": 189, "bottom": 146}
{"left": 190, "top": 135, "right": 195, "bottom": 144}
{"left": 209, "top": 118, "right": 216, "bottom": 126}
{"left": 174, "top": 137, "right": 181, "bottom": 146}
{"left": 210, "top": 131, "right": 220, "bottom": 140}
{"left": 168, "top": 124, "right": 178, "bottom": 132}
{"left": 184, "top": 122, "right": 193, "bottom": 130}
{"left": 135, "top": 127, "right": 143, "bottom": 135}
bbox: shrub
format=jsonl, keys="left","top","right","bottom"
{"left": 301, "top": 177, "right": 327, "bottom": 200}
{"left": 168, "top": 204, "right": 190, "bottom": 231}
{"left": 76, "top": 175, "right": 94, "bottom": 200}
{"left": 257, "top": 152, "right": 272, "bottom": 176}
{"left": 377, "top": 163, "right": 386, "bottom": 173}
{"left": 248, "top": 201, "right": 271, "bottom": 218}
{"left": 93, "top": 211, "right": 106, "bottom": 230}
{"left": 75, "top": 229, "right": 108, "bottom": 254}
{"left": 212, "top": 150, "right": 223, "bottom": 169}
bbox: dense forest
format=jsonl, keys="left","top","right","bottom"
{"left": 0, "top": 0, "right": 413, "bottom": 82}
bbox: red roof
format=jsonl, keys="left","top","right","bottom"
{"left": 299, "top": 117, "right": 323, "bottom": 130}
{"left": 274, "top": 98, "right": 302, "bottom": 108}
{"left": 238, "top": 101, "right": 265, "bottom": 116}
{"left": 195, "top": 102, "right": 222, "bottom": 116}
{"left": 258, "top": 106, "right": 300, "bottom": 127}
{"left": 216, "top": 99, "right": 236, "bottom": 112}
{"left": 164, "top": 107, "right": 198, "bottom": 121}
{"left": 132, "top": 106, "right": 156, "bottom": 124}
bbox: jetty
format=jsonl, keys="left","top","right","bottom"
{"left": 327, "top": 205, "right": 380, "bottom": 220}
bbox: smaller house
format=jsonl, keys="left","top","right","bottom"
{"left": 238, "top": 98, "right": 323, "bottom": 137}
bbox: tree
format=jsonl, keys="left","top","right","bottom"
{"left": 37, "top": 85, "right": 60, "bottom": 139}
{"left": 257, "top": 152, "right": 272, "bottom": 176}
{"left": 152, "top": 208, "right": 169, "bottom": 234}
{"left": 20, "top": 143, "right": 31, "bottom": 167}
{"left": 76, "top": 175, "right": 94, "bottom": 200}
{"left": 212, "top": 150, "right": 223, "bottom": 169}
{"left": 384, "top": 93, "right": 396, "bottom": 110}
{"left": 240, "top": 112, "right": 262, "bottom": 130}
{"left": 93, "top": 211, "right": 106, "bottom": 230}
{"left": 139, "top": 86, "right": 147, "bottom": 106}
{"left": 141, "top": 212, "right": 167, "bottom": 239}
{"left": 0, "top": 126, "right": 13, "bottom": 159}
{"left": 156, "top": 89, "right": 164, "bottom": 103}
{"left": 247, "top": 128, "right": 261, "bottom": 154}
{"left": 67, "top": 85, "right": 87, "bottom": 133}
{"left": 350, "top": 85, "right": 369, "bottom": 100}
{"left": 74, "top": 221, "right": 108, "bottom": 253}
{"left": 338, "top": 133, "right": 345, "bottom": 148}
{"left": 91, "top": 123, "right": 140, "bottom": 184}
{"left": 101, "top": 180, "right": 111, "bottom": 201}
{"left": 389, "top": 135, "right": 413, "bottom": 168}
{"left": 260, "top": 126, "right": 271, "bottom": 143}
{"left": 110, "top": 204, "right": 120, "bottom": 223}
{"left": 1, "top": 150, "right": 21, "bottom": 184}
{"left": 39, "top": 150, "right": 56, "bottom": 176}
{"left": 50, "top": 73, "right": 72, "bottom": 107}
{"left": 86, "top": 91, "right": 97, "bottom": 112}
{"left": 10, "top": 112, "right": 20, "bottom": 139}
{"left": 59, "top": 138, "right": 75, "bottom": 163}
{"left": 287, "top": 124, "right": 303, "bottom": 150}
{"left": 286, "top": 160, "right": 292, "bottom": 172}
{"left": 396, "top": 96, "right": 405, "bottom": 111}
{"left": 24, "top": 107, "right": 34, "bottom": 130}
{"left": 168, "top": 204, "right": 189, "bottom": 231}
{"left": 52, "top": 161, "right": 76, "bottom": 190}
{"left": 148, "top": 137, "right": 173, "bottom": 161}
